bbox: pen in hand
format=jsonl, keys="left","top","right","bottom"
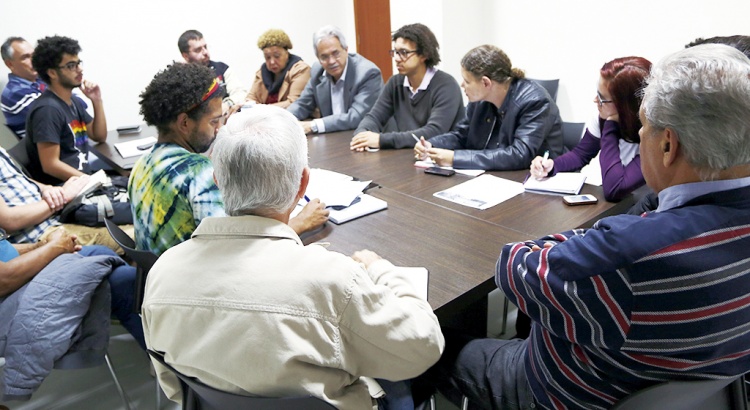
{"left": 304, "top": 195, "right": 311, "bottom": 202}
{"left": 542, "top": 150, "right": 549, "bottom": 162}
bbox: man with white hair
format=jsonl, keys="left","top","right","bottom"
{"left": 141, "top": 105, "right": 445, "bottom": 409}
{"left": 287, "top": 25, "right": 383, "bottom": 134}
{"left": 419, "top": 44, "right": 750, "bottom": 409}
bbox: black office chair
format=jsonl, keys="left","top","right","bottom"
{"left": 7, "top": 139, "right": 32, "bottom": 177}
{"left": 0, "top": 123, "right": 21, "bottom": 149}
{"left": 530, "top": 78, "right": 560, "bottom": 102}
{"left": 147, "top": 350, "right": 337, "bottom": 410}
{"left": 611, "top": 376, "right": 747, "bottom": 410}
{"left": 103, "top": 218, "right": 158, "bottom": 313}
{"left": 561, "top": 121, "right": 585, "bottom": 152}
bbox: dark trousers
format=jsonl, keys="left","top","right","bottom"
{"left": 80, "top": 246, "right": 145, "bottom": 350}
{"left": 414, "top": 330, "right": 536, "bottom": 410}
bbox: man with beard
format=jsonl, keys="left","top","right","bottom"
{"left": 24, "top": 36, "right": 107, "bottom": 185}
{"left": 130, "top": 63, "right": 328, "bottom": 256}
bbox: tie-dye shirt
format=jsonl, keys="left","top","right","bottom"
{"left": 25, "top": 90, "right": 92, "bottom": 185}
{"left": 128, "top": 143, "right": 225, "bottom": 256}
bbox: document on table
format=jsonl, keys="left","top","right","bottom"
{"left": 524, "top": 172, "right": 587, "bottom": 195}
{"left": 305, "top": 168, "right": 371, "bottom": 207}
{"left": 114, "top": 136, "right": 157, "bottom": 158}
{"left": 433, "top": 174, "right": 524, "bottom": 210}
{"left": 414, "top": 159, "right": 485, "bottom": 177}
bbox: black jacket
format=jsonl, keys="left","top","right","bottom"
{"left": 429, "top": 78, "right": 563, "bottom": 170}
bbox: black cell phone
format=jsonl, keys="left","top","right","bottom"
{"left": 117, "top": 125, "right": 141, "bottom": 134}
{"left": 563, "top": 194, "right": 598, "bottom": 206}
{"left": 424, "top": 167, "right": 456, "bottom": 177}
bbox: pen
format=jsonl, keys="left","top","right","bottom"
{"left": 542, "top": 150, "right": 549, "bottom": 161}
{"left": 411, "top": 133, "right": 420, "bottom": 143}
{"left": 304, "top": 195, "right": 310, "bottom": 202}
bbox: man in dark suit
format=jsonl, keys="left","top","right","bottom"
{"left": 288, "top": 25, "right": 383, "bottom": 134}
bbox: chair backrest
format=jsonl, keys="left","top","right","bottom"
{"left": 7, "top": 139, "right": 32, "bottom": 177}
{"left": 104, "top": 218, "right": 158, "bottom": 313}
{"left": 561, "top": 122, "right": 585, "bottom": 152}
{"left": 147, "top": 350, "right": 337, "bottom": 410}
{"left": 0, "top": 123, "right": 21, "bottom": 150}
{"left": 530, "top": 78, "right": 560, "bottom": 102}
{"left": 611, "top": 376, "right": 747, "bottom": 410}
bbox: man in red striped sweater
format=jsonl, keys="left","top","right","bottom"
{"left": 424, "top": 44, "right": 750, "bottom": 410}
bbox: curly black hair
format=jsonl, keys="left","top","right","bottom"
{"left": 32, "top": 35, "right": 81, "bottom": 84}
{"left": 391, "top": 23, "right": 440, "bottom": 68}
{"left": 139, "top": 63, "right": 224, "bottom": 135}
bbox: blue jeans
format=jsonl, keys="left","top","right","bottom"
{"left": 80, "top": 246, "right": 145, "bottom": 350}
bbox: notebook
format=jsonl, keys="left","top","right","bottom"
{"left": 60, "top": 170, "right": 108, "bottom": 215}
{"left": 523, "top": 172, "right": 587, "bottom": 195}
{"left": 328, "top": 194, "right": 388, "bottom": 224}
{"left": 114, "top": 136, "right": 157, "bottom": 158}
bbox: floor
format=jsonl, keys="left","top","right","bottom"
{"left": 0, "top": 289, "right": 516, "bottom": 410}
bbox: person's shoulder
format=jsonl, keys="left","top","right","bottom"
{"left": 514, "top": 78, "right": 549, "bottom": 101}
{"left": 149, "top": 144, "right": 212, "bottom": 173}
{"left": 292, "top": 59, "right": 311, "bottom": 71}
{"left": 349, "top": 53, "right": 380, "bottom": 72}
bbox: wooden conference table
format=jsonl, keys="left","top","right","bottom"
{"left": 91, "top": 128, "right": 641, "bottom": 336}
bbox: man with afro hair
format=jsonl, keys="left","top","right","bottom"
{"left": 129, "top": 63, "right": 328, "bottom": 256}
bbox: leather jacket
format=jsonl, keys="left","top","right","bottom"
{"left": 429, "top": 78, "right": 563, "bottom": 170}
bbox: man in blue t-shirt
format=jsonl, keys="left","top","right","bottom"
{"left": 1, "top": 37, "right": 46, "bottom": 139}
{"left": 24, "top": 35, "right": 107, "bottom": 185}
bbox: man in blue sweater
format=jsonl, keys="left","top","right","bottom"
{"left": 420, "top": 44, "right": 750, "bottom": 409}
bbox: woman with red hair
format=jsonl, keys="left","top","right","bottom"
{"left": 530, "top": 57, "right": 652, "bottom": 201}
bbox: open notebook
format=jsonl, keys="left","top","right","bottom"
{"left": 523, "top": 172, "right": 587, "bottom": 195}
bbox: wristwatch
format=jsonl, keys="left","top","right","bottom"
{"left": 310, "top": 122, "right": 318, "bottom": 133}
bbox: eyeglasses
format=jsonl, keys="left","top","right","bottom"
{"left": 389, "top": 49, "right": 417, "bottom": 60}
{"left": 319, "top": 49, "right": 343, "bottom": 63}
{"left": 57, "top": 60, "right": 83, "bottom": 71}
{"left": 596, "top": 91, "right": 612, "bottom": 108}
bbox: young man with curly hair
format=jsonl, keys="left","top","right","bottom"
{"left": 351, "top": 23, "right": 464, "bottom": 151}
{"left": 23, "top": 35, "right": 107, "bottom": 185}
{"left": 129, "top": 63, "right": 328, "bottom": 256}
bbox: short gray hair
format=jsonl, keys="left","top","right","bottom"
{"left": 642, "top": 44, "right": 750, "bottom": 179}
{"left": 1, "top": 37, "right": 25, "bottom": 62}
{"left": 212, "top": 106, "right": 308, "bottom": 217}
{"left": 312, "top": 25, "right": 347, "bottom": 55}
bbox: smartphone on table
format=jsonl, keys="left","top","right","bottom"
{"left": 424, "top": 167, "right": 455, "bottom": 177}
{"left": 562, "top": 194, "right": 598, "bottom": 206}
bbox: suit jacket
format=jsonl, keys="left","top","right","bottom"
{"left": 288, "top": 53, "right": 382, "bottom": 133}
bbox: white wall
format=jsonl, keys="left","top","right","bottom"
{"left": 1, "top": 0, "right": 355, "bottom": 127}
{"left": 2, "top": 0, "right": 748, "bottom": 127}
{"left": 490, "top": 0, "right": 750, "bottom": 122}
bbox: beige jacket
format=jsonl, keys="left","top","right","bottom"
{"left": 142, "top": 215, "right": 444, "bottom": 410}
{"left": 245, "top": 60, "right": 310, "bottom": 109}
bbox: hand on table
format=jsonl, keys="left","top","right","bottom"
{"left": 300, "top": 121, "right": 314, "bottom": 135}
{"left": 289, "top": 198, "right": 329, "bottom": 234}
{"left": 426, "top": 148, "right": 454, "bottom": 167}
{"left": 350, "top": 131, "right": 380, "bottom": 152}
{"left": 351, "top": 249, "right": 382, "bottom": 268}
{"left": 530, "top": 156, "right": 554, "bottom": 179}
{"left": 413, "top": 137, "right": 432, "bottom": 160}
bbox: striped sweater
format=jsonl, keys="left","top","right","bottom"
{"left": 497, "top": 183, "right": 750, "bottom": 409}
